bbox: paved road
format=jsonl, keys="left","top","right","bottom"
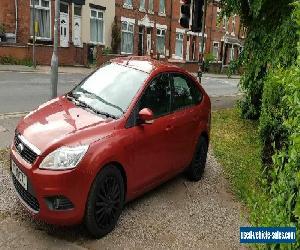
{"left": 0, "top": 71, "right": 240, "bottom": 114}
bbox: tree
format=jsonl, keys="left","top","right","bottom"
{"left": 111, "top": 17, "right": 121, "bottom": 54}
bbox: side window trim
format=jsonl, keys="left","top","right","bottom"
{"left": 169, "top": 72, "right": 203, "bottom": 113}
{"left": 125, "top": 73, "right": 172, "bottom": 128}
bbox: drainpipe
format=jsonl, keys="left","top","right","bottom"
{"left": 168, "top": 0, "right": 173, "bottom": 59}
{"left": 15, "top": 0, "right": 18, "bottom": 43}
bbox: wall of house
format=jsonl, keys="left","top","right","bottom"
{"left": 0, "top": 43, "right": 88, "bottom": 66}
{"left": 0, "top": 0, "right": 16, "bottom": 34}
{"left": 81, "top": 0, "right": 115, "bottom": 47}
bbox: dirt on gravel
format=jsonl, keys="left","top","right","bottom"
{"left": 0, "top": 149, "right": 248, "bottom": 250}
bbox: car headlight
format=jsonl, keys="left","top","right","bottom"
{"left": 39, "top": 145, "right": 89, "bottom": 170}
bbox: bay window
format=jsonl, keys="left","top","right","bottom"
{"left": 175, "top": 33, "right": 184, "bottom": 59}
{"left": 30, "top": 0, "right": 51, "bottom": 39}
{"left": 121, "top": 21, "right": 134, "bottom": 54}
{"left": 90, "top": 9, "right": 104, "bottom": 44}
{"left": 156, "top": 28, "right": 166, "bottom": 55}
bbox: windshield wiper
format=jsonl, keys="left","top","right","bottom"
{"left": 76, "top": 89, "right": 125, "bottom": 114}
{"left": 67, "top": 95, "right": 118, "bottom": 119}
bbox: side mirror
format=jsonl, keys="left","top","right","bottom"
{"left": 138, "top": 108, "right": 154, "bottom": 125}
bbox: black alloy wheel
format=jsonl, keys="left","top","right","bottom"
{"left": 186, "top": 136, "right": 208, "bottom": 181}
{"left": 85, "top": 166, "right": 124, "bottom": 238}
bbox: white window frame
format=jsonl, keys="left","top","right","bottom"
{"left": 123, "top": 0, "right": 133, "bottom": 9}
{"left": 175, "top": 32, "right": 184, "bottom": 60}
{"left": 148, "top": 0, "right": 154, "bottom": 14}
{"left": 30, "top": 0, "right": 52, "bottom": 40}
{"left": 156, "top": 28, "right": 166, "bottom": 56}
{"left": 90, "top": 8, "right": 105, "bottom": 45}
{"left": 139, "top": 0, "right": 146, "bottom": 12}
{"left": 212, "top": 41, "right": 219, "bottom": 61}
{"left": 231, "top": 15, "right": 236, "bottom": 36}
{"left": 121, "top": 20, "right": 135, "bottom": 55}
{"left": 158, "top": 0, "right": 166, "bottom": 16}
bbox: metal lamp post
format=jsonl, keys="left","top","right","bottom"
{"left": 50, "top": 0, "right": 60, "bottom": 99}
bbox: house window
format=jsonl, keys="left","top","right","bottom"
{"left": 199, "top": 38, "right": 206, "bottom": 54}
{"left": 124, "top": 0, "right": 132, "bottom": 7}
{"left": 30, "top": 0, "right": 51, "bottom": 39}
{"left": 121, "top": 21, "right": 134, "bottom": 54}
{"left": 90, "top": 9, "right": 104, "bottom": 44}
{"left": 159, "top": 0, "right": 166, "bottom": 14}
{"left": 229, "top": 46, "right": 234, "bottom": 61}
{"left": 148, "top": 0, "right": 154, "bottom": 13}
{"left": 175, "top": 33, "right": 184, "bottom": 59}
{"left": 156, "top": 28, "right": 166, "bottom": 55}
{"left": 140, "top": 0, "right": 145, "bottom": 11}
{"left": 212, "top": 42, "right": 219, "bottom": 60}
{"left": 74, "top": 5, "right": 82, "bottom": 16}
{"left": 232, "top": 15, "right": 236, "bottom": 35}
{"left": 223, "top": 16, "right": 228, "bottom": 33}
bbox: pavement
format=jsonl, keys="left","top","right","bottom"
{"left": 0, "top": 149, "right": 248, "bottom": 249}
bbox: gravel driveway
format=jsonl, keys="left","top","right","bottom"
{"left": 0, "top": 150, "right": 248, "bottom": 249}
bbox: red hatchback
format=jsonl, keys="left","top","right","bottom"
{"left": 10, "top": 57, "right": 211, "bottom": 238}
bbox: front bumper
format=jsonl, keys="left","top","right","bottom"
{"left": 10, "top": 146, "right": 93, "bottom": 226}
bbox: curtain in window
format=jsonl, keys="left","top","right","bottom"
{"left": 157, "top": 36, "right": 165, "bottom": 55}
{"left": 159, "top": 0, "right": 165, "bottom": 13}
{"left": 175, "top": 39, "right": 183, "bottom": 58}
{"left": 30, "top": 8, "right": 50, "bottom": 38}
{"left": 90, "top": 19, "right": 103, "bottom": 43}
{"left": 122, "top": 32, "right": 133, "bottom": 53}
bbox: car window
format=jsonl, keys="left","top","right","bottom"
{"left": 170, "top": 73, "right": 202, "bottom": 111}
{"left": 71, "top": 63, "right": 148, "bottom": 118}
{"left": 138, "top": 74, "right": 171, "bottom": 118}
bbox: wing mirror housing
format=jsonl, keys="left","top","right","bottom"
{"left": 138, "top": 108, "right": 154, "bottom": 125}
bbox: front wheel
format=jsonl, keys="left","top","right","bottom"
{"left": 186, "top": 136, "right": 208, "bottom": 181}
{"left": 85, "top": 165, "right": 125, "bottom": 238}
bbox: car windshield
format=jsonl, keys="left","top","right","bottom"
{"left": 70, "top": 63, "right": 148, "bottom": 118}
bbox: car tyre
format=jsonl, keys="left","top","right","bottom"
{"left": 85, "top": 165, "right": 125, "bottom": 238}
{"left": 186, "top": 136, "right": 208, "bottom": 181}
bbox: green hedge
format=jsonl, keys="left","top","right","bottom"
{"left": 255, "top": 65, "right": 300, "bottom": 249}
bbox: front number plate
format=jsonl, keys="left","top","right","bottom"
{"left": 11, "top": 161, "right": 28, "bottom": 191}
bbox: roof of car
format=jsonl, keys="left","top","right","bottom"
{"left": 110, "top": 56, "right": 182, "bottom": 74}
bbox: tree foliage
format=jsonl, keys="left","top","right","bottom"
{"left": 221, "top": 0, "right": 298, "bottom": 119}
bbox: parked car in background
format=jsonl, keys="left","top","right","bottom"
{"left": 10, "top": 57, "right": 211, "bottom": 238}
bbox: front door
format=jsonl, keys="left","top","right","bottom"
{"left": 138, "top": 26, "right": 144, "bottom": 56}
{"left": 60, "top": 3, "right": 69, "bottom": 47}
{"left": 73, "top": 16, "right": 82, "bottom": 47}
{"left": 129, "top": 74, "right": 174, "bottom": 193}
{"left": 73, "top": 5, "right": 82, "bottom": 47}
{"left": 146, "top": 28, "right": 152, "bottom": 55}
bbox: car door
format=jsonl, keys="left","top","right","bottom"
{"left": 127, "top": 73, "right": 174, "bottom": 192}
{"left": 168, "top": 73, "right": 204, "bottom": 171}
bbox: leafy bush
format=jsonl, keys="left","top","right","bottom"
{"left": 0, "top": 56, "right": 33, "bottom": 67}
{"left": 203, "top": 53, "right": 215, "bottom": 72}
{"left": 0, "top": 23, "right": 5, "bottom": 34}
{"left": 252, "top": 65, "right": 300, "bottom": 249}
{"left": 102, "top": 47, "right": 112, "bottom": 55}
{"left": 221, "top": 0, "right": 298, "bottom": 119}
{"left": 111, "top": 17, "right": 121, "bottom": 54}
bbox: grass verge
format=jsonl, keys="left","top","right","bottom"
{"left": 211, "top": 108, "right": 263, "bottom": 205}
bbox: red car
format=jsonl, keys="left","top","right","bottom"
{"left": 10, "top": 57, "right": 211, "bottom": 238}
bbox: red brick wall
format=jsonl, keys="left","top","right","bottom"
{"left": 0, "top": 0, "right": 16, "bottom": 34}
{"left": 0, "top": 43, "right": 88, "bottom": 66}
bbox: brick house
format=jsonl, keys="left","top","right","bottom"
{"left": 115, "top": 0, "right": 245, "bottom": 72}
{"left": 0, "top": 0, "right": 115, "bottom": 65}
